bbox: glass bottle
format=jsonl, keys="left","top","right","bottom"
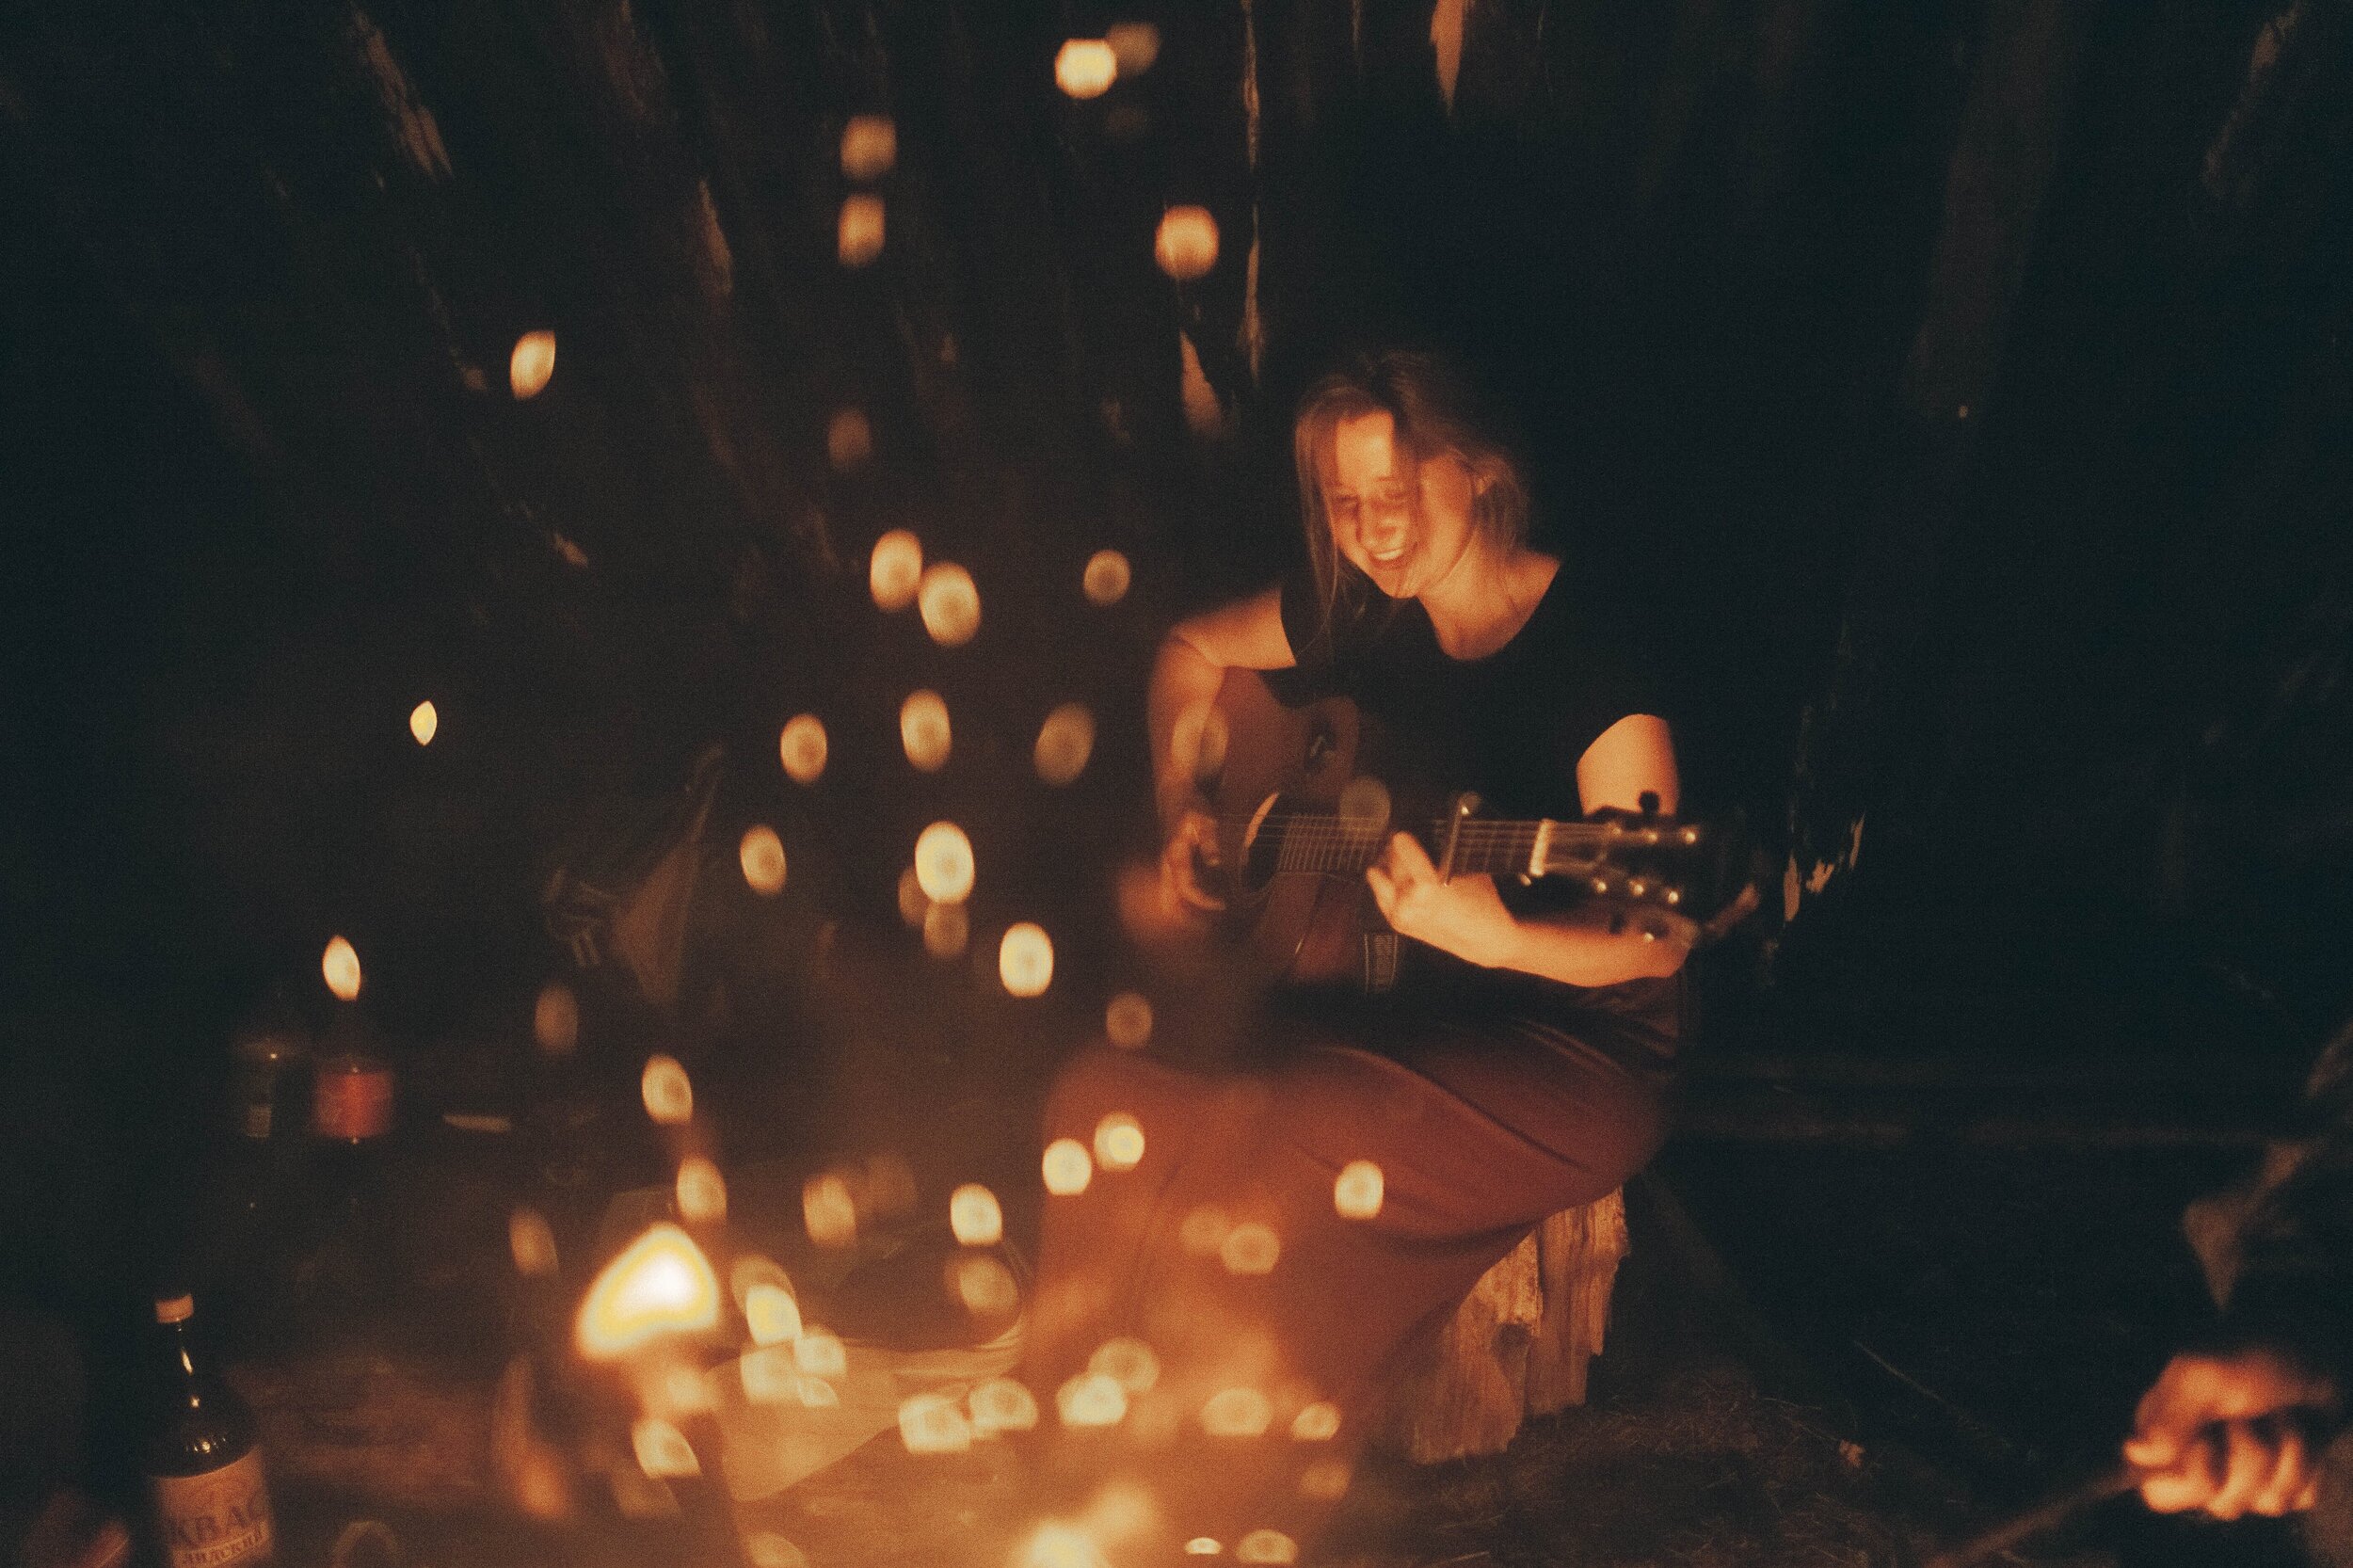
{"left": 143, "top": 1293, "right": 275, "bottom": 1568}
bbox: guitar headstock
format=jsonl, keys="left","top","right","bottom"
{"left": 1541, "top": 808, "right": 1761, "bottom": 947}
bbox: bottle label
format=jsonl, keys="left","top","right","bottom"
{"left": 152, "top": 1449, "right": 274, "bottom": 1568}
{"left": 313, "top": 1064, "right": 392, "bottom": 1141}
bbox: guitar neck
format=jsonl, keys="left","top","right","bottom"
{"left": 1266, "top": 816, "right": 1606, "bottom": 878}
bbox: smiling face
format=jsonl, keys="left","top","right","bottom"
{"left": 1320, "top": 408, "right": 1480, "bottom": 601}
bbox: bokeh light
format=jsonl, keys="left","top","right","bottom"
{"left": 1155, "top": 206, "right": 1220, "bottom": 281}
{"left": 1054, "top": 39, "right": 1117, "bottom": 98}
{"left": 922, "top": 901, "right": 969, "bottom": 959}
{"left": 641, "top": 1055, "right": 693, "bottom": 1124}
{"left": 507, "top": 1208, "right": 558, "bottom": 1276}
{"left": 870, "top": 529, "right": 923, "bottom": 611}
{"left": 1169, "top": 701, "right": 1230, "bottom": 788}
{"left": 1237, "top": 1532, "right": 1297, "bottom": 1565}
{"left": 1299, "top": 1460, "right": 1353, "bottom": 1501}
{"left": 950, "top": 1182, "right": 1004, "bottom": 1245}
{"left": 1000, "top": 921, "right": 1055, "bottom": 997}
{"left": 321, "top": 936, "right": 362, "bottom": 1001}
{"left": 899, "top": 1393, "right": 973, "bottom": 1455}
{"left": 1106, "top": 22, "right": 1160, "bottom": 75}
{"left": 951, "top": 1254, "right": 1019, "bottom": 1314}
{"left": 1185, "top": 1542, "right": 1222, "bottom": 1558}
{"left": 1087, "top": 1337, "right": 1160, "bottom": 1395}
{"left": 1290, "top": 1401, "right": 1340, "bottom": 1442}
{"left": 914, "top": 822, "right": 975, "bottom": 903}
{"left": 827, "top": 407, "right": 872, "bottom": 472}
{"left": 744, "top": 1282, "right": 803, "bottom": 1346}
{"left": 509, "top": 330, "right": 556, "bottom": 399}
{"left": 779, "top": 713, "right": 828, "bottom": 783}
{"left": 1093, "top": 1112, "right": 1144, "bottom": 1171}
{"left": 918, "top": 562, "right": 981, "bottom": 646}
{"left": 739, "top": 825, "right": 787, "bottom": 895}
{"left": 1042, "top": 1137, "right": 1094, "bottom": 1195}
{"left": 533, "top": 982, "right": 579, "bottom": 1056}
{"left": 1033, "top": 702, "right": 1096, "bottom": 785}
{"left": 1201, "top": 1387, "right": 1273, "bottom": 1438}
{"left": 793, "top": 1329, "right": 847, "bottom": 1377}
{"left": 409, "top": 699, "right": 438, "bottom": 745}
{"left": 676, "top": 1156, "right": 728, "bottom": 1224}
{"left": 900, "top": 689, "right": 952, "bottom": 772}
{"left": 840, "top": 115, "right": 896, "bottom": 181}
{"left": 970, "top": 1377, "right": 1040, "bottom": 1435}
{"left": 1105, "top": 992, "right": 1153, "bottom": 1048}
{"left": 1081, "top": 548, "right": 1132, "bottom": 605}
{"left": 896, "top": 866, "right": 928, "bottom": 927}
{"left": 1220, "top": 1223, "right": 1280, "bottom": 1276}
{"left": 632, "top": 1417, "right": 699, "bottom": 1478}
{"left": 802, "top": 1173, "right": 857, "bottom": 1248}
{"left": 838, "top": 194, "right": 885, "bottom": 266}
{"left": 1056, "top": 1372, "right": 1128, "bottom": 1428}
{"left": 575, "top": 1224, "right": 719, "bottom": 1358}
{"left": 1337, "top": 776, "right": 1392, "bottom": 833}
{"left": 1334, "top": 1160, "right": 1385, "bottom": 1220}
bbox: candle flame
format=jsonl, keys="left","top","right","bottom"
{"left": 793, "top": 1329, "right": 846, "bottom": 1378}
{"left": 509, "top": 330, "right": 556, "bottom": 399}
{"left": 1185, "top": 1541, "right": 1222, "bottom": 1558}
{"left": 1106, "top": 23, "right": 1160, "bottom": 75}
{"left": 1000, "top": 921, "right": 1055, "bottom": 997}
{"left": 744, "top": 1282, "right": 802, "bottom": 1346}
{"left": 675, "top": 1156, "right": 728, "bottom": 1223}
{"left": 409, "top": 699, "right": 438, "bottom": 745}
{"left": 533, "top": 983, "right": 579, "bottom": 1056}
{"left": 1055, "top": 1373, "right": 1127, "bottom": 1428}
{"left": 507, "top": 1208, "right": 559, "bottom": 1277}
{"left": 1055, "top": 39, "right": 1117, "bottom": 98}
{"left": 576, "top": 1224, "right": 720, "bottom": 1359}
{"left": 746, "top": 1535, "right": 808, "bottom": 1568}
{"left": 321, "top": 936, "right": 362, "bottom": 1001}
{"left": 950, "top": 1254, "right": 1019, "bottom": 1314}
{"left": 802, "top": 1172, "right": 857, "bottom": 1248}
{"left": 1299, "top": 1460, "right": 1353, "bottom": 1500}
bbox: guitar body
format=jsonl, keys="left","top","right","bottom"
{"left": 1206, "top": 668, "right": 1396, "bottom": 991}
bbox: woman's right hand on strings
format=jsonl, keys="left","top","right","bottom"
{"left": 1159, "top": 794, "right": 1225, "bottom": 913}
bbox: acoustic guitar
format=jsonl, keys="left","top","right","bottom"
{"left": 1196, "top": 668, "right": 1756, "bottom": 993}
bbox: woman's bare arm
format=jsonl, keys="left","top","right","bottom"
{"left": 1147, "top": 586, "right": 1292, "bottom": 909}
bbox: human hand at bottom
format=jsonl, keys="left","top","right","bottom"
{"left": 2125, "top": 1347, "right": 2340, "bottom": 1518}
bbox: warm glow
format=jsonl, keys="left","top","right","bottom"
{"left": 922, "top": 900, "right": 968, "bottom": 959}
{"left": 900, "top": 689, "right": 952, "bottom": 772}
{"left": 1169, "top": 701, "right": 1230, "bottom": 788}
{"left": 898, "top": 1393, "right": 973, "bottom": 1455}
{"left": 1056, "top": 1372, "right": 1128, "bottom": 1428}
{"left": 576, "top": 1224, "right": 721, "bottom": 1359}
{"left": 793, "top": 1330, "right": 846, "bottom": 1377}
{"left": 1201, "top": 1387, "right": 1273, "bottom": 1438}
{"left": 840, "top": 115, "right": 896, "bottom": 181}
{"left": 1299, "top": 1460, "right": 1353, "bottom": 1500}
{"left": 659, "top": 1363, "right": 713, "bottom": 1416}
{"left": 1290, "top": 1401, "right": 1340, "bottom": 1442}
{"left": 1054, "top": 39, "right": 1117, "bottom": 98}
{"left": 1000, "top": 921, "right": 1055, "bottom": 997}
{"left": 1185, "top": 1542, "right": 1222, "bottom": 1558}
{"left": 1042, "top": 1137, "right": 1094, "bottom": 1196}
{"left": 1337, "top": 776, "right": 1392, "bottom": 832}
{"left": 827, "top": 407, "right": 872, "bottom": 472}
{"left": 870, "top": 529, "right": 923, "bottom": 611}
{"left": 641, "top": 1055, "right": 694, "bottom": 1125}
{"left": 408, "top": 699, "right": 438, "bottom": 745}
{"left": 509, "top": 330, "right": 556, "bottom": 399}
{"left": 507, "top": 1208, "right": 558, "bottom": 1276}
{"left": 914, "top": 822, "right": 975, "bottom": 903}
{"left": 321, "top": 936, "right": 362, "bottom": 1002}
{"left": 1221, "top": 1223, "right": 1280, "bottom": 1276}
{"left": 1081, "top": 549, "right": 1132, "bottom": 605}
{"left": 746, "top": 1535, "right": 808, "bottom": 1568}
{"left": 839, "top": 194, "right": 885, "bottom": 267}
{"left": 918, "top": 562, "right": 981, "bottom": 646}
{"left": 533, "top": 983, "right": 579, "bottom": 1056}
{"left": 970, "top": 1377, "right": 1041, "bottom": 1435}
{"left": 632, "top": 1417, "right": 700, "bottom": 1478}
{"left": 1106, "top": 22, "right": 1160, "bottom": 75}
{"left": 778, "top": 713, "right": 828, "bottom": 783}
{"left": 1093, "top": 1112, "right": 1144, "bottom": 1171}
{"left": 1033, "top": 702, "right": 1096, "bottom": 785}
{"left": 1155, "top": 206, "right": 1220, "bottom": 281}
{"left": 1104, "top": 992, "right": 1153, "bottom": 1049}
{"left": 1334, "top": 1160, "right": 1385, "bottom": 1220}
{"left": 1087, "top": 1337, "right": 1160, "bottom": 1394}
{"left": 675, "top": 1156, "right": 727, "bottom": 1224}
{"left": 1236, "top": 1531, "right": 1297, "bottom": 1565}
{"left": 950, "top": 1183, "right": 1003, "bottom": 1246}
{"left": 1021, "top": 1524, "right": 1108, "bottom": 1568}
{"left": 802, "top": 1173, "right": 857, "bottom": 1248}
{"left": 739, "top": 1349, "right": 799, "bottom": 1405}
{"left": 740, "top": 824, "right": 788, "bottom": 895}
{"left": 744, "top": 1282, "right": 802, "bottom": 1346}
{"left": 1179, "top": 1206, "right": 1231, "bottom": 1256}
{"left": 951, "top": 1254, "right": 1019, "bottom": 1314}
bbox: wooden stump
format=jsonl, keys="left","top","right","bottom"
{"left": 1382, "top": 1190, "right": 1629, "bottom": 1464}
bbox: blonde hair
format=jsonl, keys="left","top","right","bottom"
{"left": 1290, "top": 350, "right": 1530, "bottom": 645}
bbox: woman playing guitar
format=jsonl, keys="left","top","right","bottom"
{"left": 1019, "top": 350, "right": 1689, "bottom": 1559}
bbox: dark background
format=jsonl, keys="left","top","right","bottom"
{"left": 1, "top": 0, "right": 2349, "bottom": 1538}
